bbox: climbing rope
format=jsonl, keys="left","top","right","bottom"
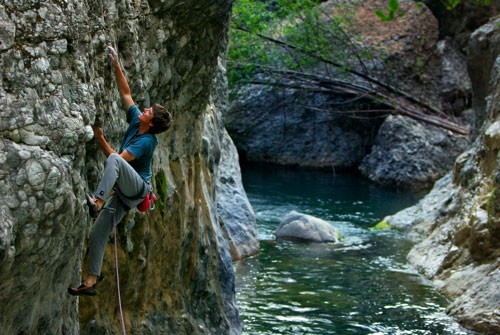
{"left": 113, "top": 196, "right": 127, "bottom": 335}
{"left": 111, "top": 187, "right": 154, "bottom": 334}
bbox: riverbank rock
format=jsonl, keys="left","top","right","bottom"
{"left": 388, "top": 17, "right": 500, "bottom": 334}
{"left": 384, "top": 172, "right": 457, "bottom": 233}
{"left": 0, "top": 1, "right": 242, "bottom": 334}
{"left": 275, "top": 211, "right": 341, "bottom": 243}
{"left": 359, "top": 115, "right": 468, "bottom": 190}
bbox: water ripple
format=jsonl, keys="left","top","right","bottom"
{"left": 236, "top": 167, "right": 476, "bottom": 335}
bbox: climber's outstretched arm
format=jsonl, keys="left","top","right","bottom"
{"left": 92, "top": 126, "right": 135, "bottom": 161}
{"left": 107, "top": 46, "right": 134, "bottom": 111}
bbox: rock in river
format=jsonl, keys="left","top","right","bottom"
{"left": 275, "top": 211, "right": 341, "bottom": 243}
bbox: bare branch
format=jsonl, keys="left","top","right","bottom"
{"left": 230, "top": 61, "right": 470, "bottom": 135}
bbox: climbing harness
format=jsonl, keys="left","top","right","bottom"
{"left": 122, "top": 182, "right": 157, "bottom": 213}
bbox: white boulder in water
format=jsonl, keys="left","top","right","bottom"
{"left": 275, "top": 211, "right": 341, "bottom": 243}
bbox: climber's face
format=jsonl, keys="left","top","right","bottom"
{"left": 139, "top": 107, "right": 155, "bottom": 127}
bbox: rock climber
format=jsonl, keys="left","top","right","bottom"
{"left": 68, "top": 46, "right": 172, "bottom": 296}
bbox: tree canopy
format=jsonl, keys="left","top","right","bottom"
{"left": 227, "top": 0, "right": 492, "bottom": 135}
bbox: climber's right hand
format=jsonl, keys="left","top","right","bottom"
{"left": 107, "top": 45, "right": 118, "bottom": 65}
{"left": 92, "top": 125, "right": 104, "bottom": 140}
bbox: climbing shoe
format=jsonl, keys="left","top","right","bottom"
{"left": 68, "top": 284, "right": 97, "bottom": 296}
{"left": 85, "top": 194, "right": 99, "bottom": 219}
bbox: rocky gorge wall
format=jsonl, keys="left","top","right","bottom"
{"left": 0, "top": 1, "right": 255, "bottom": 334}
{"left": 387, "top": 16, "right": 500, "bottom": 334}
{"left": 226, "top": 0, "right": 471, "bottom": 190}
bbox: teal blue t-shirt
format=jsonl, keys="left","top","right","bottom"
{"left": 119, "top": 105, "right": 158, "bottom": 182}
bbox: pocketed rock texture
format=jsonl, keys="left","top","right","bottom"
{"left": 386, "top": 17, "right": 500, "bottom": 334}
{"left": 0, "top": 1, "right": 244, "bottom": 334}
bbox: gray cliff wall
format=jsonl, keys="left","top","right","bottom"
{"left": 0, "top": 1, "right": 243, "bottom": 334}
{"left": 387, "top": 16, "right": 500, "bottom": 334}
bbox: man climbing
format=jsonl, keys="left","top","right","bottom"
{"left": 68, "top": 46, "right": 172, "bottom": 296}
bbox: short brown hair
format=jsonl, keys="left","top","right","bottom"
{"left": 150, "top": 103, "right": 172, "bottom": 134}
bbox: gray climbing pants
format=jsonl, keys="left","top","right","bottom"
{"left": 88, "top": 153, "right": 150, "bottom": 276}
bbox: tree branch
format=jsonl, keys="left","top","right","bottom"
{"left": 231, "top": 62, "right": 470, "bottom": 135}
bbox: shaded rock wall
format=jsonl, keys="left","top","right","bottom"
{"left": 227, "top": 86, "right": 381, "bottom": 170}
{"left": 387, "top": 16, "right": 500, "bottom": 334}
{"left": 0, "top": 1, "right": 243, "bottom": 334}
{"left": 216, "top": 128, "right": 259, "bottom": 260}
{"left": 424, "top": 0, "right": 500, "bottom": 51}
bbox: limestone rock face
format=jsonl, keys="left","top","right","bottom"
{"left": 275, "top": 211, "right": 341, "bottom": 243}
{"left": 388, "top": 17, "right": 500, "bottom": 334}
{"left": 207, "top": 53, "right": 259, "bottom": 261}
{"left": 0, "top": 1, "right": 243, "bottom": 334}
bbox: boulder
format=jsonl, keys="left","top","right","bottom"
{"left": 359, "top": 115, "right": 468, "bottom": 190}
{"left": 275, "top": 211, "right": 341, "bottom": 243}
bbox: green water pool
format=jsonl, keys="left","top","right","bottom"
{"left": 234, "top": 165, "right": 475, "bottom": 335}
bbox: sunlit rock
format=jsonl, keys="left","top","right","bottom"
{"left": 216, "top": 129, "right": 259, "bottom": 260}
{"left": 275, "top": 211, "right": 341, "bottom": 243}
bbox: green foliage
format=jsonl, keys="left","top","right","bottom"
{"left": 441, "top": 0, "right": 461, "bottom": 9}
{"left": 486, "top": 187, "right": 500, "bottom": 226}
{"left": 337, "top": 230, "right": 343, "bottom": 240}
{"left": 229, "top": 0, "right": 321, "bottom": 83}
{"left": 440, "top": 0, "right": 492, "bottom": 10}
{"left": 375, "top": 0, "right": 399, "bottom": 22}
{"left": 228, "top": 0, "right": 366, "bottom": 87}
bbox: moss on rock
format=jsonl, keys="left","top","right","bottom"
{"left": 154, "top": 168, "right": 167, "bottom": 210}
{"left": 373, "top": 217, "right": 393, "bottom": 230}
